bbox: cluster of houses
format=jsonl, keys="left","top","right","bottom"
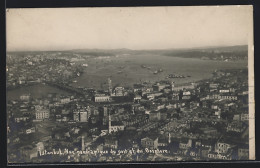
{"left": 6, "top": 53, "right": 82, "bottom": 89}
{"left": 7, "top": 69, "right": 250, "bottom": 162}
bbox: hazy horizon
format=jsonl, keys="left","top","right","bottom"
{"left": 6, "top": 44, "right": 248, "bottom": 52}
{"left": 6, "top": 6, "right": 252, "bottom": 51}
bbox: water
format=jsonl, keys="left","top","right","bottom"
{"left": 7, "top": 55, "right": 247, "bottom": 100}
{"left": 71, "top": 54, "right": 247, "bottom": 89}
{"left": 7, "top": 83, "right": 71, "bottom": 100}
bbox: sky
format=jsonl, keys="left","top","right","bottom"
{"left": 6, "top": 6, "right": 253, "bottom": 51}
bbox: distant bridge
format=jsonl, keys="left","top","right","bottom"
{"left": 45, "top": 82, "right": 97, "bottom": 106}
{"left": 45, "top": 82, "right": 135, "bottom": 107}
{"left": 45, "top": 82, "right": 85, "bottom": 95}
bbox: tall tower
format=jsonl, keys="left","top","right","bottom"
{"left": 168, "top": 133, "right": 171, "bottom": 144}
{"left": 103, "top": 106, "right": 108, "bottom": 116}
{"left": 81, "top": 136, "right": 85, "bottom": 150}
{"left": 108, "top": 112, "right": 112, "bottom": 134}
{"left": 108, "top": 78, "right": 112, "bottom": 95}
{"left": 171, "top": 82, "right": 175, "bottom": 91}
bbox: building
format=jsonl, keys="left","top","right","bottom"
{"left": 36, "top": 142, "right": 45, "bottom": 153}
{"left": 152, "top": 83, "right": 169, "bottom": 92}
{"left": 209, "top": 83, "right": 219, "bottom": 89}
{"left": 94, "top": 94, "right": 110, "bottom": 102}
{"left": 179, "top": 139, "right": 192, "bottom": 150}
{"left": 233, "top": 114, "right": 240, "bottom": 121}
{"left": 79, "top": 110, "right": 89, "bottom": 122}
{"left": 103, "top": 106, "right": 108, "bottom": 116}
{"left": 241, "top": 113, "right": 249, "bottom": 121}
{"left": 134, "top": 94, "right": 142, "bottom": 103}
{"left": 172, "top": 83, "right": 196, "bottom": 91}
{"left": 226, "top": 121, "right": 243, "bottom": 133}
{"left": 26, "top": 127, "right": 36, "bottom": 134}
{"left": 73, "top": 111, "right": 80, "bottom": 122}
{"left": 215, "top": 141, "right": 232, "bottom": 154}
{"left": 158, "top": 134, "right": 171, "bottom": 148}
{"left": 60, "top": 96, "right": 71, "bottom": 104}
{"left": 172, "top": 92, "right": 180, "bottom": 100}
{"left": 146, "top": 92, "right": 163, "bottom": 100}
{"left": 182, "top": 95, "right": 191, "bottom": 100}
{"left": 104, "top": 136, "right": 118, "bottom": 149}
{"left": 14, "top": 113, "right": 29, "bottom": 123}
{"left": 200, "top": 127, "right": 218, "bottom": 136}
{"left": 141, "top": 136, "right": 159, "bottom": 149}
{"left": 149, "top": 111, "right": 160, "bottom": 121}
{"left": 220, "top": 95, "right": 238, "bottom": 101}
{"left": 35, "top": 108, "right": 50, "bottom": 120}
{"left": 20, "top": 94, "right": 30, "bottom": 101}
{"left": 114, "top": 87, "right": 124, "bottom": 96}
{"left": 208, "top": 151, "right": 232, "bottom": 160}
{"left": 108, "top": 114, "right": 124, "bottom": 133}
{"left": 73, "top": 107, "right": 90, "bottom": 122}
{"left": 183, "top": 91, "right": 191, "bottom": 96}
{"left": 238, "top": 145, "right": 249, "bottom": 159}
{"left": 219, "top": 89, "right": 230, "bottom": 93}
{"left": 133, "top": 84, "right": 144, "bottom": 93}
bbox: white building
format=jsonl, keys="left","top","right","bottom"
{"left": 35, "top": 109, "right": 50, "bottom": 120}
{"left": 94, "top": 94, "right": 110, "bottom": 102}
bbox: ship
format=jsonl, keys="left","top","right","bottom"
{"left": 168, "top": 74, "right": 186, "bottom": 78}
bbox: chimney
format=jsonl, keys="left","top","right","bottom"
{"left": 81, "top": 136, "right": 85, "bottom": 150}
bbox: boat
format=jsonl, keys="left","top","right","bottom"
{"left": 168, "top": 74, "right": 186, "bottom": 78}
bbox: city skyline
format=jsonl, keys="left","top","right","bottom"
{"left": 6, "top": 5, "right": 254, "bottom": 163}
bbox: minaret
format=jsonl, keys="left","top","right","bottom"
{"left": 81, "top": 136, "right": 85, "bottom": 150}
{"left": 108, "top": 112, "right": 111, "bottom": 134}
{"left": 108, "top": 78, "right": 112, "bottom": 95}
{"left": 168, "top": 133, "right": 171, "bottom": 144}
{"left": 171, "top": 82, "right": 175, "bottom": 91}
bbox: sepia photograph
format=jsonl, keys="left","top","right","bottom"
{"left": 6, "top": 6, "right": 254, "bottom": 164}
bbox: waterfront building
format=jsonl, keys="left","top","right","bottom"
{"left": 94, "top": 94, "right": 110, "bottom": 102}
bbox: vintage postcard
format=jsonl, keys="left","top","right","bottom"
{"left": 6, "top": 6, "right": 254, "bottom": 164}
